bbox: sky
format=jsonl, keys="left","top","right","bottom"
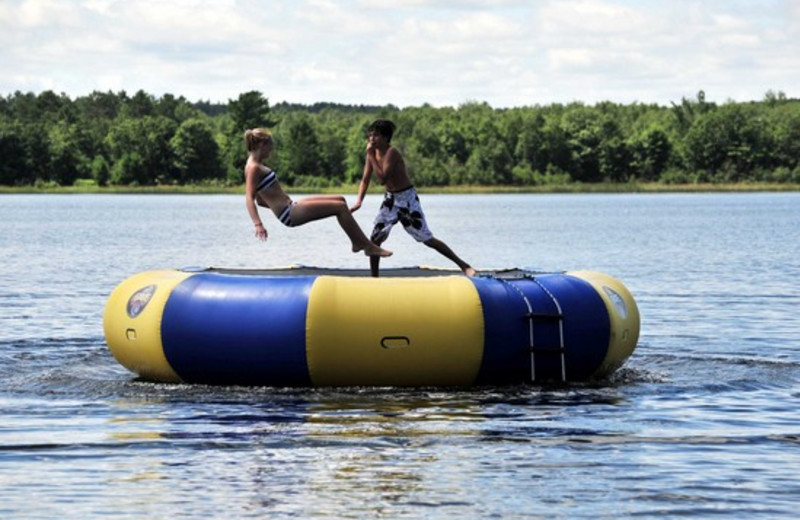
{"left": 1, "top": 0, "right": 797, "bottom": 108}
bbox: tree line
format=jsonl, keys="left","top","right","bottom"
{"left": 1, "top": 89, "right": 798, "bottom": 188}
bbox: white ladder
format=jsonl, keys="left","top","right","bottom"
{"left": 496, "top": 275, "right": 566, "bottom": 382}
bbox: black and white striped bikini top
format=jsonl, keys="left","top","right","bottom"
{"left": 256, "top": 168, "right": 278, "bottom": 192}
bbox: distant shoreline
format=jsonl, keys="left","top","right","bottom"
{"left": 1, "top": 182, "right": 798, "bottom": 195}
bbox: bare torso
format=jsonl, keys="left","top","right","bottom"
{"left": 251, "top": 164, "right": 292, "bottom": 215}
{"left": 376, "top": 146, "right": 412, "bottom": 192}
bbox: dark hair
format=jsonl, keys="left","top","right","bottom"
{"left": 367, "top": 119, "right": 396, "bottom": 142}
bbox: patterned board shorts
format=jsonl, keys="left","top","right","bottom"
{"left": 370, "top": 186, "right": 433, "bottom": 243}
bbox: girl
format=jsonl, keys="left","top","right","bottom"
{"left": 244, "top": 128, "right": 391, "bottom": 257}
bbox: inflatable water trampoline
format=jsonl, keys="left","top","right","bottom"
{"left": 103, "top": 266, "right": 640, "bottom": 387}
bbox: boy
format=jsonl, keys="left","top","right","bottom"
{"left": 350, "top": 119, "right": 476, "bottom": 277}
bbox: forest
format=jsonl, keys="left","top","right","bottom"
{"left": 1, "top": 89, "right": 798, "bottom": 188}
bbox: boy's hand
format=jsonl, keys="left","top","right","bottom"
{"left": 350, "top": 200, "right": 362, "bottom": 213}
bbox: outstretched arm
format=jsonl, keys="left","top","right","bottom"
{"left": 350, "top": 152, "right": 373, "bottom": 212}
{"left": 244, "top": 164, "right": 268, "bottom": 241}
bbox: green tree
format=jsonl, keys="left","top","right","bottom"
{"left": 36, "top": 90, "right": 74, "bottom": 123}
{"left": 671, "top": 90, "right": 714, "bottom": 132}
{"left": 682, "top": 103, "right": 772, "bottom": 180}
{"left": 763, "top": 89, "right": 787, "bottom": 107}
{"left": 471, "top": 126, "right": 513, "bottom": 184}
{"left": 0, "top": 121, "right": 49, "bottom": 183}
{"left": 401, "top": 108, "right": 451, "bottom": 185}
{"left": 228, "top": 91, "right": 277, "bottom": 132}
{"left": 514, "top": 111, "right": 548, "bottom": 174}
{"left": 540, "top": 109, "right": 573, "bottom": 176}
{"left": 73, "top": 91, "right": 123, "bottom": 163}
{"left": 273, "top": 113, "right": 323, "bottom": 182}
{"left": 440, "top": 116, "right": 469, "bottom": 165}
{"left": 156, "top": 93, "right": 202, "bottom": 123}
{"left": 123, "top": 90, "right": 155, "bottom": 118}
{"left": 7, "top": 91, "right": 40, "bottom": 122}
{"left": 170, "top": 118, "right": 223, "bottom": 183}
{"left": 344, "top": 118, "right": 374, "bottom": 183}
{"left": 628, "top": 126, "right": 672, "bottom": 181}
{"left": 0, "top": 121, "right": 31, "bottom": 185}
{"left": 767, "top": 102, "right": 800, "bottom": 172}
{"left": 562, "top": 105, "right": 603, "bottom": 182}
{"left": 599, "top": 134, "right": 632, "bottom": 182}
{"left": 453, "top": 102, "right": 512, "bottom": 184}
{"left": 74, "top": 90, "right": 124, "bottom": 121}
{"left": 105, "top": 116, "right": 177, "bottom": 184}
{"left": 2, "top": 88, "right": 798, "bottom": 188}
{"left": 315, "top": 113, "right": 350, "bottom": 181}
{"left": 48, "top": 121, "right": 91, "bottom": 185}
{"left": 91, "top": 155, "right": 110, "bottom": 186}
{"left": 223, "top": 91, "right": 280, "bottom": 182}
{"left": 110, "top": 152, "right": 146, "bottom": 185}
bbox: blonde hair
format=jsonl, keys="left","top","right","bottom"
{"left": 244, "top": 128, "right": 273, "bottom": 153}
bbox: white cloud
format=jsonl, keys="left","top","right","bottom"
{"left": 0, "top": 0, "right": 796, "bottom": 106}
{"left": 539, "top": 0, "right": 650, "bottom": 35}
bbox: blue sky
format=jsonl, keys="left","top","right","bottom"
{"left": 1, "top": 0, "right": 797, "bottom": 107}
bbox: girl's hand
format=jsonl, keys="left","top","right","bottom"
{"left": 254, "top": 223, "right": 268, "bottom": 241}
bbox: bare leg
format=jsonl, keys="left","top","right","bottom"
{"left": 370, "top": 235, "right": 387, "bottom": 277}
{"left": 290, "top": 196, "right": 392, "bottom": 257}
{"left": 423, "top": 237, "right": 476, "bottom": 276}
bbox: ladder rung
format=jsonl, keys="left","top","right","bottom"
{"left": 489, "top": 275, "right": 567, "bottom": 382}
{"left": 530, "top": 346, "right": 566, "bottom": 354}
{"left": 525, "top": 312, "right": 563, "bottom": 320}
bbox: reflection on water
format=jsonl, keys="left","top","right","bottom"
{"left": 2, "top": 355, "right": 799, "bottom": 518}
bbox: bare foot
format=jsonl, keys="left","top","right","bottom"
{"left": 463, "top": 266, "right": 477, "bottom": 277}
{"left": 364, "top": 245, "right": 392, "bottom": 257}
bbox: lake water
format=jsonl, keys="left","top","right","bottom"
{"left": 1, "top": 192, "right": 799, "bottom": 518}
